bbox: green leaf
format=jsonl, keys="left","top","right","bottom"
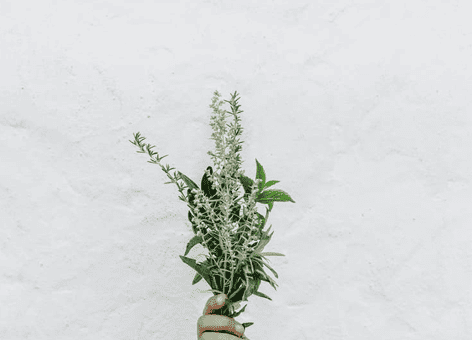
{"left": 187, "top": 189, "right": 196, "bottom": 206}
{"left": 239, "top": 175, "right": 254, "bottom": 196}
{"left": 178, "top": 171, "right": 199, "bottom": 190}
{"left": 255, "top": 212, "right": 265, "bottom": 228}
{"left": 253, "top": 291, "right": 272, "bottom": 301}
{"left": 242, "top": 322, "right": 254, "bottom": 329}
{"left": 242, "top": 277, "right": 260, "bottom": 301}
{"left": 261, "top": 259, "right": 279, "bottom": 279}
{"left": 188, "top": 211, "right": 198, "bottom": 234}
{"left": 263, "top": 180, "right": 280, "bottom": 190}
{"left": 184, "top": 235, "right": 203, "bottom": 256}
{"left": 192, "top": 273, "right": 203, "bottom": 285}
{"left": 231, "top": 303, "right": 247, "bottom": 318}
{"left": 179, "top": 255, "right": 213, "bottom": 288}
{"left": 259, "top": 252, "right": 285, "bottom": 257}
{"left": 254, "top": 268, "right": 270, "bottom": 281}
{"left": 253, "top": 225, "right": 274, "bottom": 254}
{"left": 257, "top": 189, "right": 295, "bottom": 204}
{"left": 264, "top": 274, "right": 279, "bottom": 291}
{"left": 255, "top": 159, "right": 266, "bottom": 190}
{"left": 201, "top": 166, "right": 217, "bottom": 199}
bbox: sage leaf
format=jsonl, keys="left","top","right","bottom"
{"left": 255, "top": 159, "right": 266, "bottom": 190}
{"left": 184, "top": 235, "right": 203, "bottom": 256}
{"left": 262, "top": 180, "right": 280, "bottom": 190}
{"left": 257, "top": 189, "right": 295, "bottom": 203}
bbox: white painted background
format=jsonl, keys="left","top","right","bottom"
{"left": 1, "top": 1, "right": 472, "bottom": 339}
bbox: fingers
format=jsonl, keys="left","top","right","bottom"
{"left": 203, "top": 294, "right": 227, "bottom": 315}
{"left": 200, "top": 293, "right": 248, "bottom": 339}
{"left": 198, "top": 315, "right": 245, "bottom": 339}
{"left": 200, "top": 332, "right": 243, "bottom": 340}
{"left": 200, "top": 331, "right": 250, "bottom": 340}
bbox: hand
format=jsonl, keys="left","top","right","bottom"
{"left": 197, "top": 294, "right": 250, "bottom": 340}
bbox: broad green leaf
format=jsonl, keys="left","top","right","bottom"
{"left": 178, "top": 171, "right": 199, "bottom": 190}
{"left": 239, "top": 175, "right": 254, "bottom": 196}
{"left": 192, "top": 273, "right": 203, "bottom": 285}
{"left": 187, "top": 189, "right": 196, "bottom": 206}
{"left": 188, "top": 212, "right": 198, "bottom": 234}
{"left": 257, "top": 189, "right": 295, "bottom": 203}
{"left": 262, "top": 180, "right": 280, "bottom": 190}
{"left": 253, "top": 291, "right": 272, "bottom": 301}
{"left": 184, "top": 235, "right": 203, "bottom": 256}
{"left": 259, "top": 252, "right": 285, "bottom": 257}
{"left": 255, "top": 159, "right": 266, "bottom": 190}
{"left": 179, "top": 255, "right": 213, "bottom": 288}
{"left": 242, "top": 322, "right": 254, "bottom": 329}
{"left": 201, "top": 166, "right": 217, "bottom": 198}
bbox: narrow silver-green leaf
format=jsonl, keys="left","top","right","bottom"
{"left": 253, "top": 225, "right": 274, "bottom": 254}
{"left": 253, "top": 291, "right": 272, "bottom": 301}
{"left": 259, "top": 252, "right": 285, "bottom": 257}
{"left": 261, "top": 259, "right": 279, "bottom": 279}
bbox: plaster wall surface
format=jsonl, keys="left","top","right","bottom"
{"left": 1, "top": 1, "right": 472, "bottom": 339}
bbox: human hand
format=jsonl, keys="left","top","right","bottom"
{"left": 197, "top": 294, "right": 250, "bottom": 340}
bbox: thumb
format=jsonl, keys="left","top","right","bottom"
{"left": 203, "top": 293, "right": 227, "bottom": 315}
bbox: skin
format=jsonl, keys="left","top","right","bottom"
{"left": 198, "top": 294, "right": 250, "bottom": 340}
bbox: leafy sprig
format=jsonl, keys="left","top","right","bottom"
{"left": 129, "top": 91, "right": 295, "bottom": 328}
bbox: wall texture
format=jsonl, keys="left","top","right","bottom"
{"left": 1, "top": 1, "right": 472, "bottom": 339}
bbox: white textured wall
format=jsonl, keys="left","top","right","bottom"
{"left": 1, "top": 1, "right": 472, "bottom": 339}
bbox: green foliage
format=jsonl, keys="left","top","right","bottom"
{"left": 129, "top": 91, "right": 295, "bottom": 324}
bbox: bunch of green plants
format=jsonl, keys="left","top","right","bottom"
{"left": 129, "top": 91, "right": 295, "bottom": 329}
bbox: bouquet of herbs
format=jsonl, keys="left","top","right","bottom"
{"left": 129, "top": 91, "right": 295, "bottom": 329}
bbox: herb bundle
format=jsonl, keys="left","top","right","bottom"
{"left": 129, "top": 91, "right": 295, "bottom": 329}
